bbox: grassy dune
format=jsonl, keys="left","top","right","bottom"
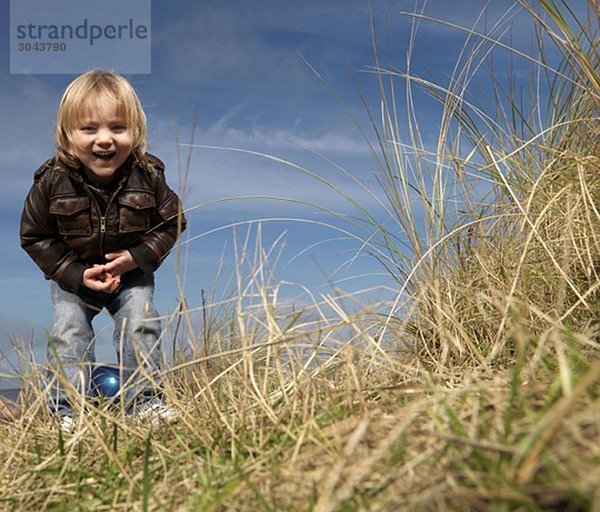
{"left": 1, "top": 1, "right": 599, "bottom": 510}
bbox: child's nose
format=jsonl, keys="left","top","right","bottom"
{"left": 96, "top": 129, "right": 113, "bottom": 145}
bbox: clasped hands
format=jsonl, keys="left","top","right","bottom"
{"left": 82, "top": 250, "right": 138, "bottom": 293}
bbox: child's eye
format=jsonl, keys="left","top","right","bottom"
{"left": 80, "top": 126, "right": 96, "bottom": 132}
{"left": 112, "top": 125, "right": 127, "bottom": 132}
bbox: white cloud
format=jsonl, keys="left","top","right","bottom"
{"left": 145, "top": 108, "right": 385, "bottom": 222}
{"left": 203, "top": 115, "right": 372, "bottom": 156}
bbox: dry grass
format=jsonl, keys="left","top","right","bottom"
{"left": 1, "top": 1, "right": 600, "bottom": 510}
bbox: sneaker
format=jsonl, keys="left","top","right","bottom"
{"left": 133, "top": 397, "right": 177, "bottom": 424}
{"left": 59, "top": 414, "right": 75, "bottom": 433}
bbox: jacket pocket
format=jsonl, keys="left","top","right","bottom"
{"left": 49, "top": 196, "right": 91, "bottom": 236}
{"left": 118, "top": 191, "right": 156, "bottom": 233}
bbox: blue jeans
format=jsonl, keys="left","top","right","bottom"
{"left": 47, "top": 270, "right": 162, "bottom": 414}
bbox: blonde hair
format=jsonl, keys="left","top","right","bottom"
{"left": 55, "top": 70, "right": 149, "bottom": 169}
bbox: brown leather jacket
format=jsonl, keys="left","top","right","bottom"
{"left": 20, "top": 153, "right": 186, "bottom": 296}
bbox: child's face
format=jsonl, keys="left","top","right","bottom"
{"left": 70, "top": 95, "right": 134, "bottom": 179}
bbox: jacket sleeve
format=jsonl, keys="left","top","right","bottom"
{"left": 128, "top": 170, "right": 186, "bottom": 275}
{"left": 20, "top": 177, "right": 87, "bottom": 294}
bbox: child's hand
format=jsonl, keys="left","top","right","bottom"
{"left": 83, "top": 264, "right": 121, "bottom": 293}
{"left": 104, "top": 250, "right": 138, "bottom": 278}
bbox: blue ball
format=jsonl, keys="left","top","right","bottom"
{"left": 91, "top": 365, "right": 121, "bottom": 400}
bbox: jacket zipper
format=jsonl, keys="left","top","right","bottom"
{"left": 84, "top": 184, "right": 123, "bottom": 261}
{"left": 99, "top": 186, "right": 123, "bottom": 256}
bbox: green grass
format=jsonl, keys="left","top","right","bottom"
{"left": 2, "top": 1, "right": 600, "bottom": 510}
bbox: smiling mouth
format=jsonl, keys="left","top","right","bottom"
{"left": 93, "top": 151, "right": 117, "bottom": 160}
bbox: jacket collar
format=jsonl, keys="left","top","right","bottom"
{"left": 52, "top": 154, "right": 136, "bottom": 188}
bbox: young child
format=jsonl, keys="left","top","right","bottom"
{"left": 20, "top": 70, "right": 186, "bottom": 427}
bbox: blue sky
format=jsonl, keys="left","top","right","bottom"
{"left": 0, "top": 0, "right": 583, "bottom": 385}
